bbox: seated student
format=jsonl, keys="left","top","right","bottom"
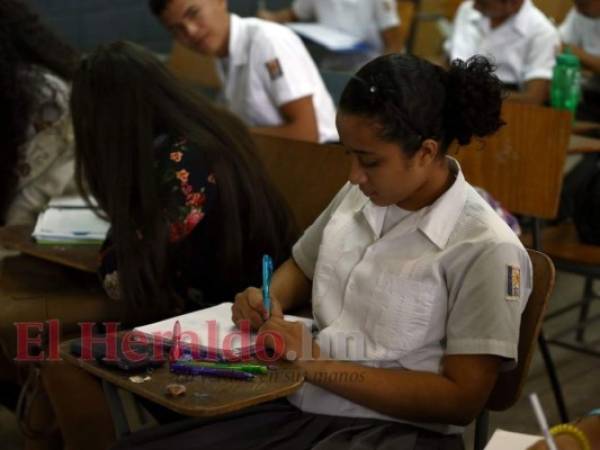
{"left": 0, "top": 0, "right": 79, "bottom": 226}
{"left": 446, "top": 0, "right": 560, "bottom": 105}
{"left": 112, "top": 54, "right": 532, "bottom": 450}
{"left": 560, "top": 0, "right": 600, "bottom": 121}
{"left": 37, "top": 40, "right": 300, "bottom": 450}
{"left": 258, "top": 0, "right": 403, "bottom": 71}
{"left": 71, "top": 40, "right": 298, "bottom": 316}
{"left": 148, "top": 0, "right": 338, "bottom": 144}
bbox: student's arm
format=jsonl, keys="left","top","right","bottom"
{"left": 263, "top": 317, "right": 502, "bottom": 425}
{"left": 381, "top": 26, "right": 404, "bottom": 54}
{"left": 567, "top": 44, "right": 600, "bottom": 75}
{"left": 257, "top": 7, "right": 298, "bottom": 23}
{"left": 375, "top": 0, "right": 403, "bottom": 54}
{"left": 507, "top": 79, "right": 550, "bottom": 105}
{"left": 252, "top": 95, "right": 319, "bottom": 143}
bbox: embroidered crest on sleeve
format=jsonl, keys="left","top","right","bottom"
{"left": 506, "top": 265, "right": 521, "bottom": 300}
{"left": 265, "top": 58, "right": 284, "bottom": 81}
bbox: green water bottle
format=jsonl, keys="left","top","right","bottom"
{"left": 550, "top": 47, "right": 581, "bottom": 115}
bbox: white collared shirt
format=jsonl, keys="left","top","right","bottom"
{"left": 560, "top": 7, "right": 600, "bottom": 57}
{"left": 446, "top": 0, "right": 559, "bottom": 86}
{"left": 217, "top": 14, "right": 338, "bottom": 143}
{"left": 288, "top": 158, "right": 532, "bottom": 434}
{"left": 292, "top": 0, "right": 400, "bottom": 53}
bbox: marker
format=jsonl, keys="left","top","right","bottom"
{"left": 170, "top": 363, "right": 255, "bottom": 380}
{"left": 177, "top": 360, "right": 269, "bottom": 375}
{"left": 169, "top": 320, "right": 181, "bottom": 364}
{"left": 262, "top": 254, "right": 273, "bottom": 319}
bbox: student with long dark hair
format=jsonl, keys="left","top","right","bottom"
{"left": 36, "top": 40, "right": 299, "bottom": 450}
{"left": 113, "top": 54, "right": 532, "bottom": 450}
{"left": 0, "top": 0, "right": 79, "bottom": 225}
{"left": 71, "top": 40, "right": 298, "bottom": 316}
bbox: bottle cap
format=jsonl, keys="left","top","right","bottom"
{"left": 557, "top": 47, "right": 580, "bottom": 68}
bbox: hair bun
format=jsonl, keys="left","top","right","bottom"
{"left": 444, "top": 56, "right": 505, "bottom": 146}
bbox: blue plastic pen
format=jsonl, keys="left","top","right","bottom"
{"left": 170, "top": 363, "right": 255, "bottom": 380}
{"left": 262, "top": 254, "right": 273, "bottom": 319}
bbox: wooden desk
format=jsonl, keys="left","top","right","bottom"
{"left": 568, "top": 134, "right": 600, "bottom": 154}
{"left": 0, "top": 225, "right": 99, "bottom": 273}
{"left": 573, "top": 120, "right": 600, "bottom": 136}
{"left": 60, "top": 337, "right": 304, "bottom": 419}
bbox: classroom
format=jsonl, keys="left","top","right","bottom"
{"left": 0, "top": 0, "right": 599, "bottom": 449}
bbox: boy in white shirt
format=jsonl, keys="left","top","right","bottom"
{"left": 446, "top": 0, "right": 559, "bottom": 105}
{"left": 149, "top": 0, "right": 338, "bottom": 143}
{"left": 559, "top": 0, "right": 600, "bottom": 120}
{"left": 258, "top": 0, "right": 403, "bottom": 71}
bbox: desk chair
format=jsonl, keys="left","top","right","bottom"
{"left": 166, "top": 42, "right": 222, "bottom": 100}
{"left": 251, "top": 133, "right": 349, "bottom": 230}
{"left": 473, "top": 249, "right": 556, "bottom": 450}
{"left": 397, "top": 0, "right": 419, "bottom": 53}
{"left": 454, "top": 101, "right": 572, "bottom": 423}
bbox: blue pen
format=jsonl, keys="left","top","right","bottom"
{"left": 262, "top": 254, "right": 273, "bottom": 319}
{"left": 170, "top": 362, "right": 255, "bottom": 380}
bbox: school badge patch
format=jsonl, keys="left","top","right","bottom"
{"left": 506, "top": 265, "right": 521, "bottom": 300}
{"left": 265, "top": 58, "right": 283, "bottom": 81}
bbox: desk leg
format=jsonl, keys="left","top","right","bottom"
{"left": 102, "top": 380, "right": 132, "bottom": 438}
{"left": 102, "top": 380, "right": 158, "bottom": 438}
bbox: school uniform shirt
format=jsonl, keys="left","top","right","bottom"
{"left": 217, "top": 14, "right": 338, "bottom": 143}
{"left": 560, "top": 7, "right": 600, "bottom": 58}
{"left": 560, "top": 7, "right": 600, "bottom": 93}
{"left": 292, "top": 0, "right": 400, "bottom": 54}
{"left": 446, "top": 0, "right": 559, "bottom": 87}
{"left": 4, "top": 69, "right": 76, "bottom": 225}
{"left": 289, "top": 157, "right": 532, "bottom": 434}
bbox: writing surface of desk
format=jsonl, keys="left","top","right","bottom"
{"left": 0, "top": 225, "right": 99, "bottom": 273}
{"left": 568, "top": 134, "right": 600, "bottom": 154}
{"left": 60, "top": 337, "right": 304, "bottom": 434}
{"left": 573, "top": 120, "right": 600, "bottom": 136}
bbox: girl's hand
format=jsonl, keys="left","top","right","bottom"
{"left": 232, "top": 287, "right": 283, "bottom": 331}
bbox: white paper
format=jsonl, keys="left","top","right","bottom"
{"left": 286, "top": 22, "right": 368, "bottom": 52}
{"left": 135, "top": 302, "right": 314, "bottom": 356}
{"left": 32, "top": 198, "right": 109, "bottom": 243}
{"left": 484, "top": 429, "right": 541, "bottom": 450}
{"left": 47, "top": 195, "right": 99, "bottom": 209}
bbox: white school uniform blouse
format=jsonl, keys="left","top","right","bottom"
{"left": 292, "top": 0, "right": 400, "bottom": 54}
{"left": 217, "top": 14, "right": 338, "bottom": 143}
{"left": 560, "top": 7, "right": 600, "bottom": 57}
{"left": 446, "top": 0, "right": 559, "bottom": 87}
{"left": 288, "top": 158, "right": 532, "bottom": 434}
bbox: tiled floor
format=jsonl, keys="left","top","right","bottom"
{"left": 0, "top": 271, "right": 598, "bottom": 450}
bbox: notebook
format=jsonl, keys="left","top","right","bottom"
{"left": 286, "top": 23, "right": 370, "bottom": 53}
{"left": 134, "top": 302, "right": 314, "bottom": 359}
{"left": 32, "top": 195, "right": 110, "bottom": 244}
{"left": 484, "top": 429, "right": 541, "bottom": 450}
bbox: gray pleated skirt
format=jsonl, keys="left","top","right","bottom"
{"left": 111, "top": 400, "right": 464, "bottom": 450}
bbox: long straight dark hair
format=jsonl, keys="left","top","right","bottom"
{"left": 71, "top": 41, "right": 297, "bottom": 314}
{"left": 0, "top": 0, "right": 79, "bottom": 223}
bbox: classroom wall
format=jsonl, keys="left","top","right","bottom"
{"left": 28, "top": 0, "right": 294, "bottom": 52}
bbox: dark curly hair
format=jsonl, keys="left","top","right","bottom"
{"left": 0, "top": 0, "right": 79, "bottom": 223}
{"left": 339, "top": 54, "right": 506, "bottom": 157}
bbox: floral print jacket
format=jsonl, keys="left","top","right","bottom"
{"left": 99, "top": 135, "right": 218, "bottom": 306}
